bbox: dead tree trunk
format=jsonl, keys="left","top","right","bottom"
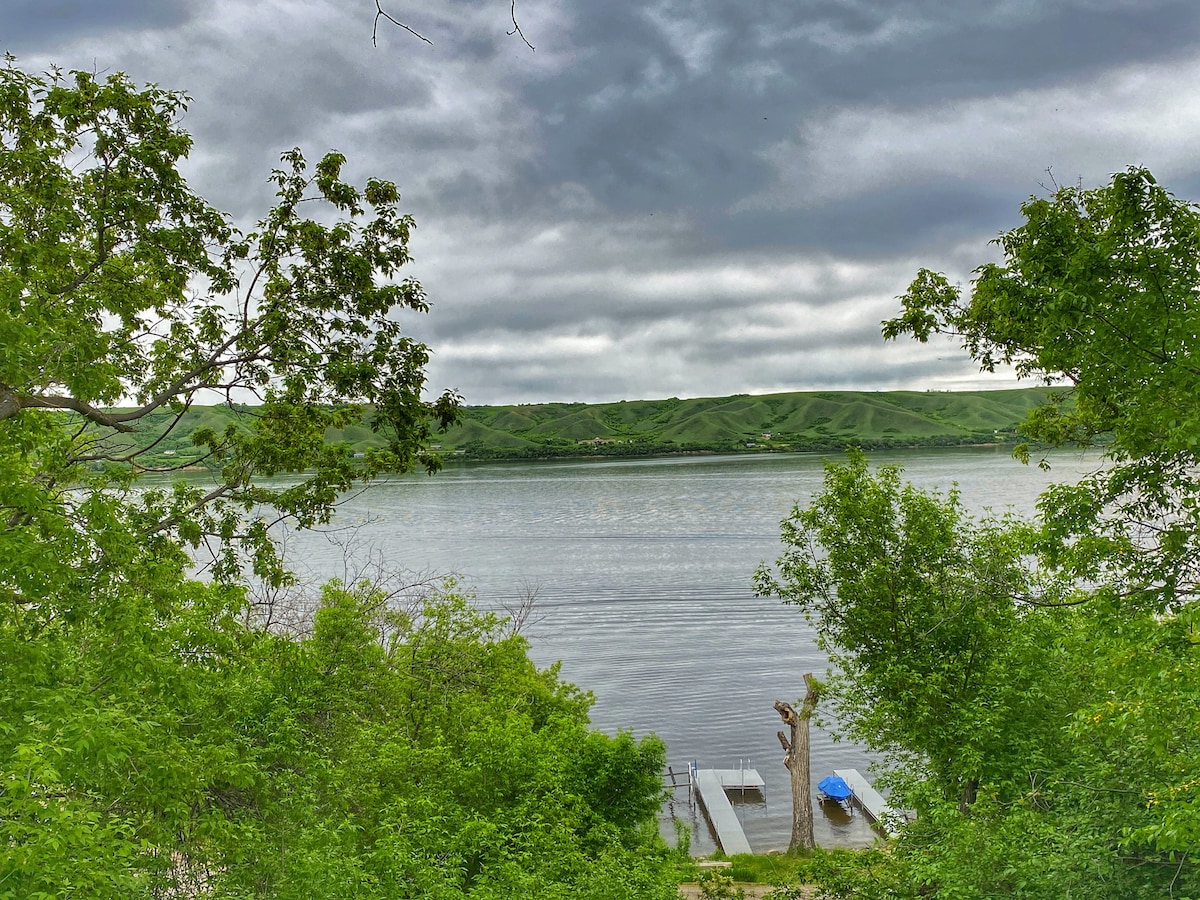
{"left": 775, "top": 672, "right": 820, "bottom": 852}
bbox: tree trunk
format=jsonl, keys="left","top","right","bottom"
{"left": 775, "top": 672, "right": 820, "bottom": 853}
{"left": 960, "top": 776, "right": 979, "bottom": 814}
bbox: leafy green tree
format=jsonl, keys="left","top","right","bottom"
{"left": 757, "top": 452, "right": 1198, "bottom": 898}
{"left": 0, "top": 57, "right": 453, "bottom": 892}
{"left": 756, "top": 451, "right": 1072, "bottom": 812}
{"left": 762, "top": 168, "right": 1200, "bottom": 897}
{"left": 880, "top": 168, "right": 1200, "bottom": 893}
{"left": 0, "top": 59, "right": 675, "bottom": 897}
{"left": 886, "top": 166, "right": 1200, "bottom": 613}
{"left": 0, "top": 57, "right": 460, "bottom": 589}
{"left": 209, "top": 581, "right": 675, "bottom": 899}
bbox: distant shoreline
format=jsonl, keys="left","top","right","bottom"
{"left": 95, "top": 386, "right": 1067, "bottom": 471}
{"left": 436, "top": 436, "right": 1022, "bottom": 465}
{"left": 422, "top": 386, "right": 1062, "bottom": 463}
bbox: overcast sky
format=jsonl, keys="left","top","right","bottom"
{"left": 6, "top": 0, "right": 1200, "bottom": 404}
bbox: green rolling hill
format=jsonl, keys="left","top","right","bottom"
{"left": 94, "top": 387, "right": 1065, "bottom": 468}
{"left": 430, "top": 388, "right": 1063, "bottom": 460}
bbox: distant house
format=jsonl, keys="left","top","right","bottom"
{"left": 578, "top": 437, "right": 613, "bottom": 445}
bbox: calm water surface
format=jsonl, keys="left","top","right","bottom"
{"left": 281, "top": 447, "right": 1102, "bottom": 853}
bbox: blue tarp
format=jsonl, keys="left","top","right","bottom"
{"left": 817, "top": 775, "right": 852, "bottom": 800}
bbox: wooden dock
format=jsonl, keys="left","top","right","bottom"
{"left": 833, "top": 768, "right": 902, "bottom": 834}
{"left": 690, "top": 762, "right": 763, "bottom": 855}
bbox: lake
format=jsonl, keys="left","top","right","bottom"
{"left": 278, "top": 446, "right": 1102, "bottom": 854}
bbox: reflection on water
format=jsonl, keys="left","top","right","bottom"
{"left": 658, "top": 767, "right": 881, "bottom": 852}
{"left": 818, "top": 797, "right": 884, "bottom": 847}
{"left": 278, "top": 447, "right": 1101, "bottom": 854}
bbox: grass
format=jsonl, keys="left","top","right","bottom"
{"left": 677, "top": 852, "right": 817, "bottom": 885}
{"left": 724, "top": 853, "right": 815, "bottom": 884}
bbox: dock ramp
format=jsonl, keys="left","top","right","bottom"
{"left": 690, "top": 762, "right": 763, "bottom": 855}
{"left": 833, "top": 768, "right": 904, "bottom": 834}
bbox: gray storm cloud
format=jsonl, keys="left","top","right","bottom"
{"left": 5, "top": 0, "right": 1199, "bottom": 403}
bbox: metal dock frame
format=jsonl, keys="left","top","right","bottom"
{"left": 689, "top": 760, "right": 764, "bottom": 855}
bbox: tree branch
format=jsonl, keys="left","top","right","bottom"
{"left": 506, "top": 0, "right": 535, "bottom": 50}
{"left": 1, "top": 388, "right": 137, "bottom": 431}
{"left": 143, "top": 479, "right": 242, "bottom": 538}
{"left": 373, "top": 1, "right": 433, "bottom": 46}
{"left": 370, "top": 1, "right": 535, "bottom": 50}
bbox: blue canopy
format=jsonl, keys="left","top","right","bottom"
{"left": 817, "top": 775, "right": 852, "bottom": 801}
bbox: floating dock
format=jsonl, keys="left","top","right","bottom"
{"left": 690, "top": 762, "right": 764, "bottom": 855}
{"left": 833, "top": 768, "right": 902, "bottom": 834}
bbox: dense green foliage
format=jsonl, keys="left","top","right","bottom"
{"left": 2, "top": 574, "right": 675, "bottom": 898}
{"left": 760, "top": 168, "right": 1200, "bottom": 898}
{"left": 0, "top": 62, "right": 674, "bottom": 897}
{"left": 90, "top": 388, "right": 1061, "bottom": 467}
{"left": 757, "top": 451, "right": 1064, "bottom": 814}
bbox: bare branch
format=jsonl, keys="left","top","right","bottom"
{"left": 373, "top": 0, "right": 433, "bottom": 47}
{"left": 76, "top": 396, "right": 196, "bottom": 465}
{"left": 370, "top": 1, "right": 535, "bottom": 51}
{"left": 111, "top": 335, "right": 261, "bottom": 424}
{"left": 506, "top": 0, "right": 535, "bottom": 50}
